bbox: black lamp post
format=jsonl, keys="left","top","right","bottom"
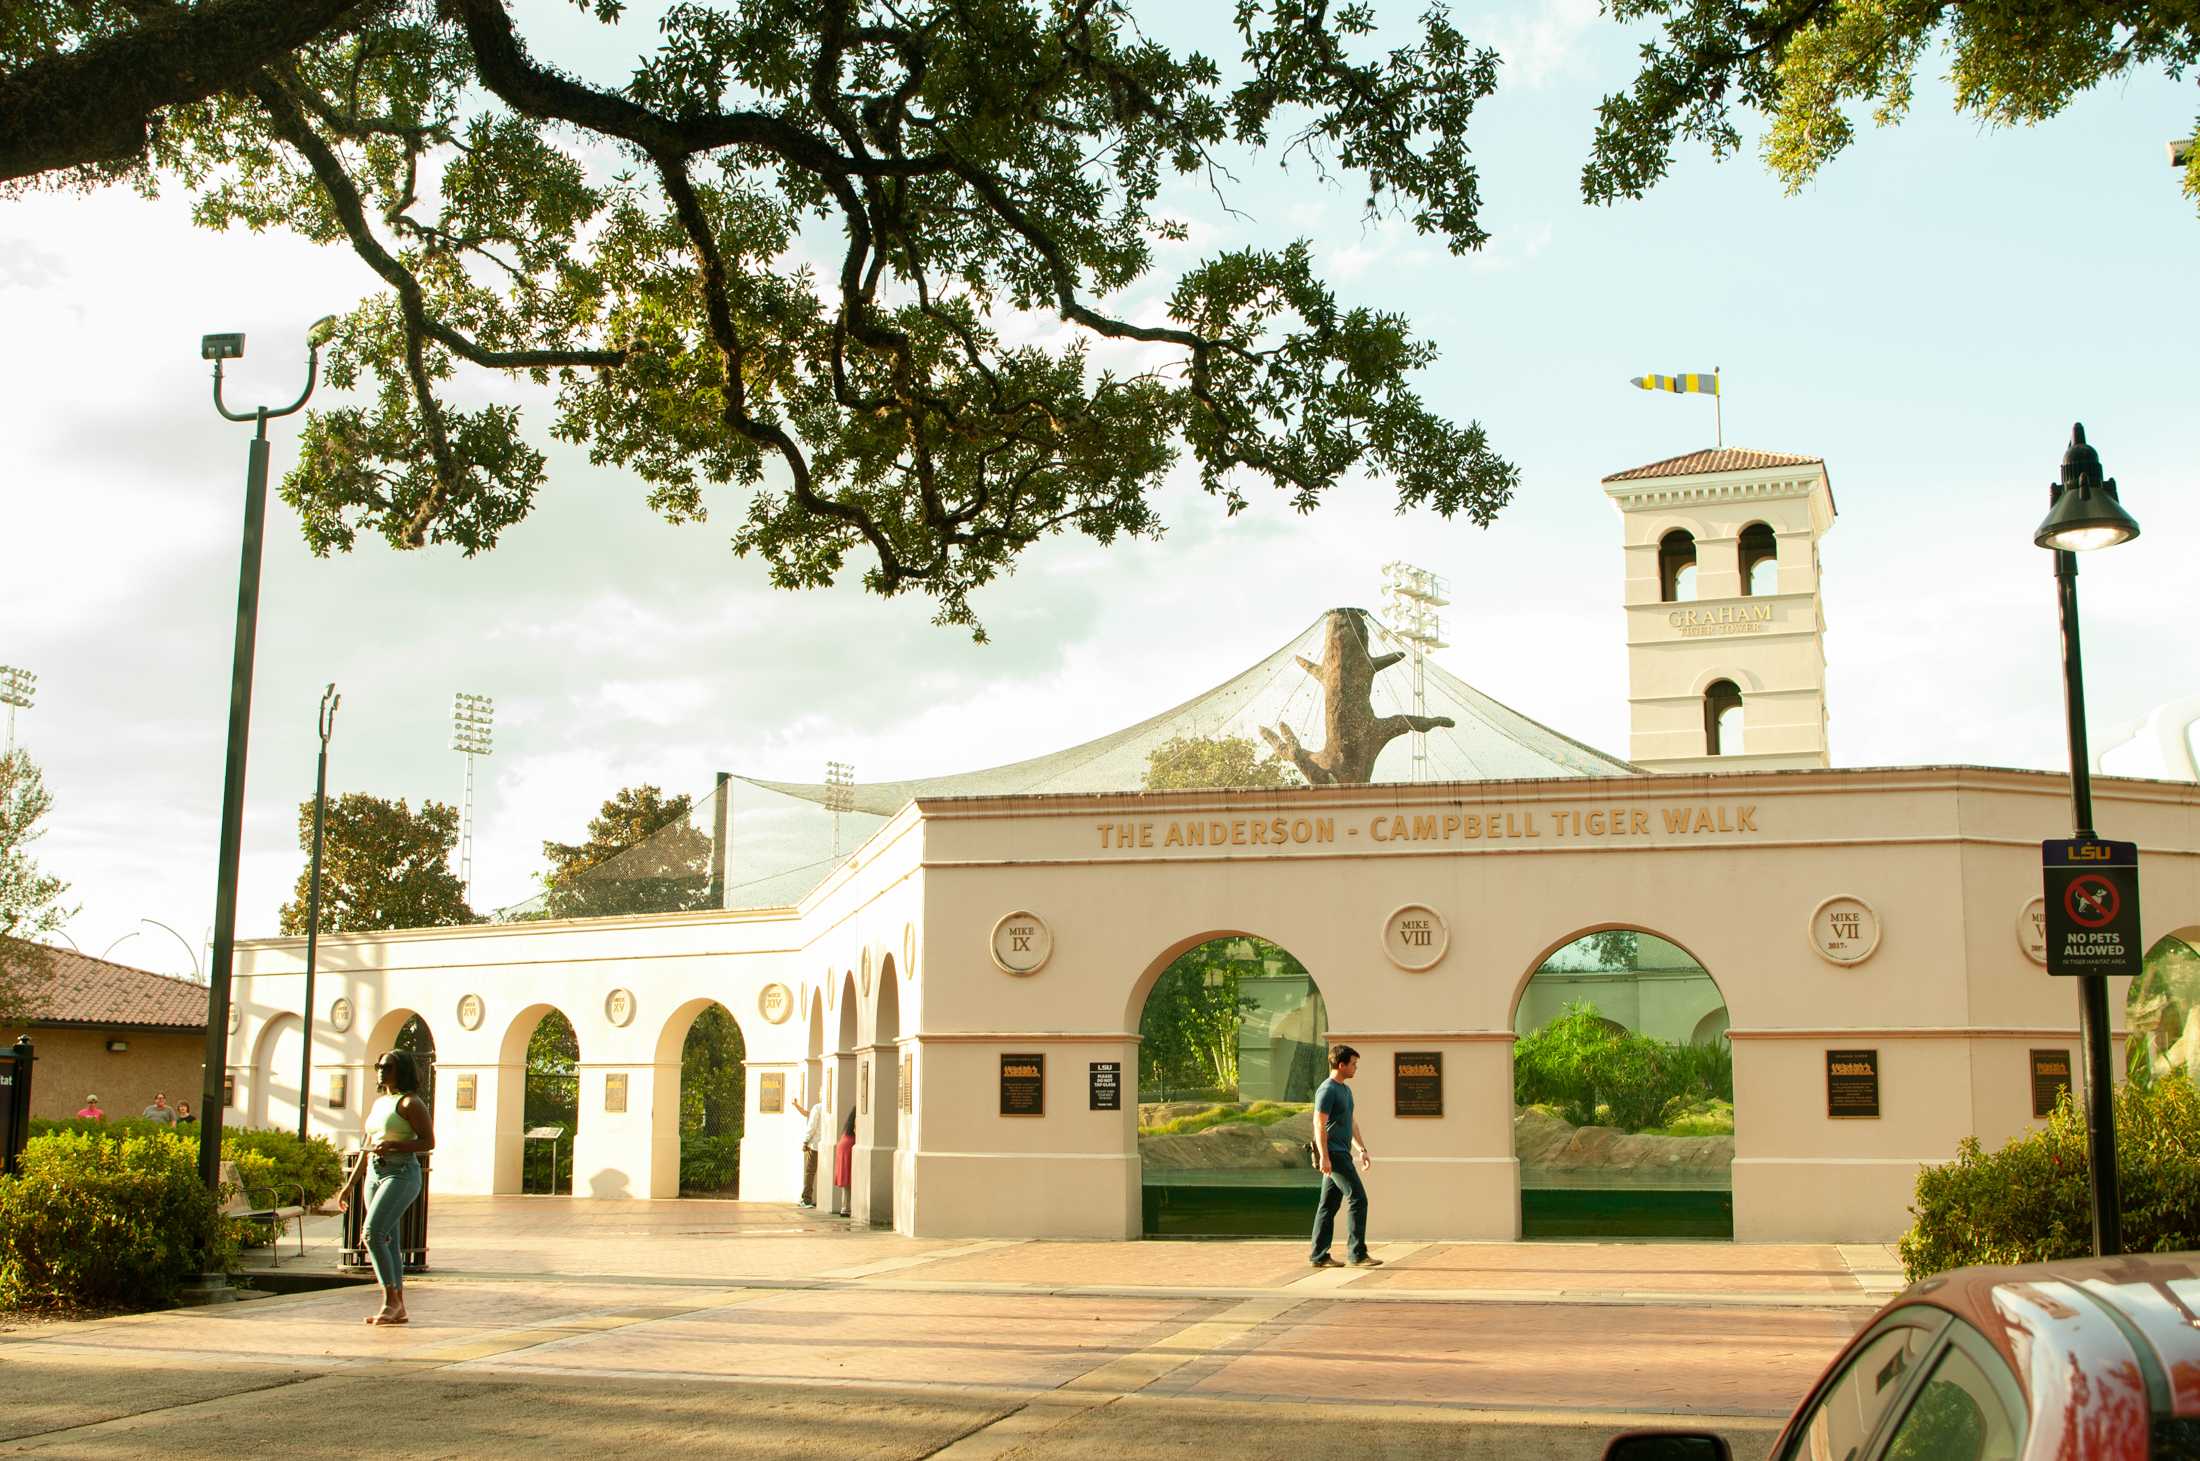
{"left": 194, "top": 318, "right": 335, "bottom": 1191}
{"left": 298, "top": 682, "right": 340, "bottom": 1141}
{"left": 2033, "top": 422, "right": 2141, "bottom": 1258}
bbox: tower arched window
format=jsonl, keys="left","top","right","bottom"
{"left": 1738, "top": 522, "right": 1778, "bottom": 597}
{"left": 1705, "top": 680, "right": 1743, "bottom": 757}
{"left": 1659, "top": 530, "right": 1697, "bottom": 603}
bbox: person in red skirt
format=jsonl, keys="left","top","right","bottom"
{"left": 831, "top": 1107, "right": 856, "bottom": 1218}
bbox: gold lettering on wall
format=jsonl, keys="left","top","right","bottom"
{"left": 1098, "top": 804, "right": 1756, "bottom": 852}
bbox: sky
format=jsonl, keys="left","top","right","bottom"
{"left": 3, "top": 2, "right": 2195, "bottom": 979}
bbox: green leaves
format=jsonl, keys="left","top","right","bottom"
{"left": 276, "top": 791, "right": 473, "bottom": 934}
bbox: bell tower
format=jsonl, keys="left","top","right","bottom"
{"left": 1603, "top": 448, "right": 1836, "bottom": 772}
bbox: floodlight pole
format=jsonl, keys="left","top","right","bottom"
{"left": 196, "top": 322, "right": 329, "bottom": 1191}
{"left": 298, "top": 683, "right": 339, "bottom": 1141}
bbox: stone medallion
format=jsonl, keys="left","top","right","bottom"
{"left": 605, "top": 988, "right": 636, "bottom": 1027}
{"left": 2017, "top": 896, "right": 2048, "bottom": 966}
{"left": 328, "top": 997, "right": 354, "bottom": 1034}
{"left": 990, "top": 911, "right": 1052, "bottom": 976}
{"left": 1809, "top": 896, "right": 1881, "bottom": 966}
{"left": 227, "top": 1002, "right": 240, "bottom": 1035}
{"left": 903, "top": 922, "right": 917, "bottom": 980}
{"left": 758, "top": 983, "right": 794, "bottom": 1025}
{"left": 1382, "top": 904, "right": 1449, "bottom": 971}
{"left": 862, "top": 947, "right": 872, "bottom": 998}
{"left": 457, "top": 992, "right": 484, "bottom": 1031}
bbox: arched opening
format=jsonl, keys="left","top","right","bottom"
{"left": 804, "top": 985, "right": 825, "bottom": 1110}
{"left": 364, "top": 1009, "right": 436, "bottom": 1110}
{"left": 1659, "top": 529, "right": 1697, "bottom": 603}
{"left": 1738, "top": 522, "right": 1778, "bottom": 596}
{"left": 1705, "top": 679, "right": 1743, "bottom": 757}
{"left": 501, "top": 1005, "right": 581, "bottom": 1196}
{"left": 1512, "top": 929, "right": 1733, "bottom": 1239}
{"left": 2128, "top": 929, "right": 2200, "bottom": 1089}
{"left": 654, "top": 999, "right": 746, "bottom": 1197}
{"left": 865, "top": 957, "right": 902, "bottom": 1226}
{"left": 828, "top": 972, "right": 858, "bottom": 1215}
{"left": 248, "top": 1014, "right": 303, "bottom": 1131}
{"left": 1135, "top": 934, "right": 1327, "bottom": 1236}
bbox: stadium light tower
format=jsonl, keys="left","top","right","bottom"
{"left": 823, "top": 760, "right": 856, "bottom": 857}
{"left": 0, "top": 665, "right": 34, "bottom": 755}
{"left": 449, "top": 693, "right": 495, "bottom": 903}
{"left": 1381, "top": 562, "right": 1449, "bottom": 782}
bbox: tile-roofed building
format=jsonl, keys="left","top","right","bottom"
{"left": 3, "top": 941, "right": 209, "bottom": 1121}
{"left": 1601, "top": 447, "right": 1824, "bottom": 483}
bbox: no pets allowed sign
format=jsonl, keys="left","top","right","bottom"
{"left": 2041, "top": 839, "right": 2141, "bottom": 976}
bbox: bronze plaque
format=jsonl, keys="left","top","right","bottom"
{"left": 455, "top": 1073, "right": 477, "bottom": 1111}
{"left": 1826, "top": 1049, "right": 1880, "bottom": 1119}
{"left": 758, "top": 1071, "right": 785, "bottom": 1114}
{"left": 1089, "top": 1061, "right": 1122, "bottom": 1111}
{"left": 1000, "top": 1053, "right": 1045, "bottom": 1116}
{"left": 327, "top": 1071, "right": 348, "bottom": 1110}
{"left": 2030, "top": 1048, "right": 2073, "bottom": 1118}
{"left": 222, "top": 1073, "right": 236, "bottom": 1109}
{"left": 1394, "top": 1051, "right": 1443, "bottom": 1118}
{"left": 898, "top": 1056, "right": 913, "bottom": 1114}
{"left": 860, "top": 1058, "right": 870, "bottom": 1116}
{"left": 604, "top": 1072, "right": 628, "bottom": 1114}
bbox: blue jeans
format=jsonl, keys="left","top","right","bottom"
{"left": 362, "top": 1154, "right": 421, "bottom": 1290}
{"left": 1310, "top": 1158, "right": 1369, "bottom": 1263}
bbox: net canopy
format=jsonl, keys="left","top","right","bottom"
{"left": 502, "top": 608, "right": 1634, "bottom": 919}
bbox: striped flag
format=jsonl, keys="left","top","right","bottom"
{"left": 1631, "top": 372, "right": 1719, "bottom": 396}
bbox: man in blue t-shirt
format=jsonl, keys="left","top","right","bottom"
{"left": 1309, "top": 1043, "right": 1380, "bottom": 1268}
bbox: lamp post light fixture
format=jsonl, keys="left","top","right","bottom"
{"left": 2034, "top": 422, "right": 2141, "bottom": 1258}
{"left": 823, "top": 760, "right": 856, "bottom": 857}
{"left": 450, "top": 692, "right": 494, "bottom": 905}
{"left": 298, "top": 683, "right": 340, "bottom": 1141}
{"left": 194, "top": 317, "right": 335, "bottom": 1192}
{"left": 0, "top": 664, "right": 35, "bottom": 755}
{"left": 1381, "top": 562, "right": 1449, "bottom": 782}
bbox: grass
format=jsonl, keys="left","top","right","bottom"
{"left": 1138, "top": 1100, "right": 1309, "bottom": 1138}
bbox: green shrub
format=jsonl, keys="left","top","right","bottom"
{"left": 29, "top": 1119, "right": 344, "bottom": 1209}
{"left": 1138, "top": 1101, "right": 1310, "bottom": 1138}
{"left": 0, "top": 1128, "right": 240, "bottom": 1310}
{"left": 680, "top": 1131, "right": 741, "bottom": 1193}
{"left": 1899, "top": 1074, "right": 2200, "bottom": 1282}
{"left": 1514, "top": 1001, "right": 1731, "bottom": 1133}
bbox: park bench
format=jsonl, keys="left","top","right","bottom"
{"left": 217, "top": 1159, "right": 308, "bottom": 1265}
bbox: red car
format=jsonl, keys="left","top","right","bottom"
{"left": 1605, "top": 1252, "right": 2200, "bottom": 1461}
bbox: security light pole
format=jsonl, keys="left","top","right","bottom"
{"left": 194, "top": 317, "right": 335, "bottom": 1191}
{"left": 0, "top": 665, "right": 34, "bottom": 755}
{"left": 298, "top": 683, "right": 339, "bottom": 1141}
{"left": 1382, "top": 563, "right": 1449, "bottom": 782}
{"left": 2034, "top": 423, "right": 2142, "bottom": 1258}
{"left": 824, "top": 761, "right": 855, "bottom": 857}
{"left": 450, "top": 693, "right": 494, "bottom": 906}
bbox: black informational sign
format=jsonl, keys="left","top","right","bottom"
{"left": 1394, "top": 1051, "right": 1443, "bottom": 1118}
{"left": 758, "top": 1071, "right": 785, "bottom": 1114}
{"left": 1089, "top": 1061, "right": 1122, "bottom": 1111}
{"left": 1000, "top": 1053, "right": 1045, "bottom": 1116}
{"left": 0, "top": 1038, "right": 31, "bottom": 1176}
{"left": 2030, "top": 1049, "right": 2074, "bottom": 1118}
{"left": 2043, "top": 839, "right": 2142, "bottom": 976}
{"left": 1826, "top": 1049, "right": 1880, "bottom": 1119}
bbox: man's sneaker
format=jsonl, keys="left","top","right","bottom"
{"left": 1348, "top": 1255, "right": 1384, "bottom": 1267}
{"left": 1309, "top": 1255, "right": 1345, "bottom": 1269}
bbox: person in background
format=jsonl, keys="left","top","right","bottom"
{"left": 175, "top": 1099, "right": 196, "bottom": 1124}
{"left": 831, "top": 1107, "right": 856, "bottom": 1218}
{"left": 795, "top": 1094, "right": 826, "bottom": 1208}
{"left": 141, "top": 1092, "right": 176, "bottom": 1125}
{"left": 74, "top": 1094, "right": 103, "bottom": 1120}
{"left": 336, "top": 1051, "right": 436, "bottom": 1326}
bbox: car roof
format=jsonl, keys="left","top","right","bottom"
{"left": 1896, "top": 1252, "right": 2200, "bottom": 1420}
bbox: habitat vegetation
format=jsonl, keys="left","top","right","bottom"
{"left": 277, "top": 791, "right": 473, "bottom": 933}
{"left": 1513, "top": 1000, "right": 1734, "bottom": 1137}
{"left": 1900, "top": 1074, "right": 2200, "bottom": 1282}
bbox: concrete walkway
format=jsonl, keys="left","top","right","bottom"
{"left": 1, "top": 1199, "right": 1904, "bottom": 1459}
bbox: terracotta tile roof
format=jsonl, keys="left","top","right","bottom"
{"left": 3, "top": 941, "right": 208, "bottom": 1029}
{"left": 1602, "top": 447, "right": 1824, "bottom": 483}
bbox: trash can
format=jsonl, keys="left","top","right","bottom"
{"left": 338, "top": 1151, "right": 431, "bottom": 1274}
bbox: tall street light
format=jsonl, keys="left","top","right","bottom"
{"left": 824, "top": 761, "right": 855, "bottom": 857}
{"left": 450, "top": 692, "right": 494, "bottom": 906}
{"left": 298, "top": 683, "right": 339, "bottom": 1141}
{"left": 2034, "top": 422, "right": 2142, "bottom": 1257}
{"left": 0, "top": 665, "right": 34, "bottom": 755}
{"left": 194, "top": 317, "right": 335, "bottom": 1191}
